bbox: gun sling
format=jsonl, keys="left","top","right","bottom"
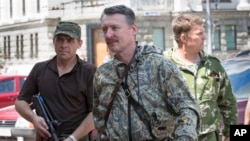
{"left": 120, "top": 75, "right": 156, "bottom": 141}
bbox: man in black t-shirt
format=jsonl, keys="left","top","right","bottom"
{"left": 15, "top": 21, "right": 96, "bottom": 141}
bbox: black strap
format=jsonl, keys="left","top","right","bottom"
{"left": 121, "top": 80, "right": 156, "bottom": 140}
{"left": 104, "top": 53, "right": 136, "bottom": 124}
{"left": 128, "top": 97, "right": 132, "bottom": 141}
{"left": 124, "top": 75, "right": 132, "bottom": 141}
{"left": 104, "top": 64, "right": 130, "bottom": 124}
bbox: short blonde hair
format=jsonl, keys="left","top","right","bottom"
{"left": 172, "top": 14, "right": 204, "bottom": 43}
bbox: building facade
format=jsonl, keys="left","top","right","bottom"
{"left": 0, "top": 0, "right": 249, "bottom": 73}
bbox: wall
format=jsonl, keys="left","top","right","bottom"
{"left": 0, "top": 0, "right": 249, "bottom": 70}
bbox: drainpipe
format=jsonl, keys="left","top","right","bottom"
{"left": 206, "top": 0, "right": 212, "bottom": 55}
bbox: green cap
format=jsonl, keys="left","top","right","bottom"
{"left": 54, "top": 21, "right": 81, "bottom": 39}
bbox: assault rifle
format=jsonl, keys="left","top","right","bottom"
{"left": 32, "top": 94, "right": 61, "bottom": 141}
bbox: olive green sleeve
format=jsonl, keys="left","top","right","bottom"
{"left": 217, "top": 66, "right": 238, "bottom": 137}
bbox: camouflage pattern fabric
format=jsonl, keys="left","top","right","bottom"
{"left": 198, "top": 130, "right": 222, "bottom": 141}
{"left": 165, "top": 48, "right": 238, "bottom": 140}
{"left": 53, "top": 21, "right": 81, "bottom": 39}
{"left": 93, "top": 43, "right": 201, "bottom": 141}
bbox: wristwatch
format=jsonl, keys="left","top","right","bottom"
{"left": 69, "top": 134, "right": 77, "bottom": 141}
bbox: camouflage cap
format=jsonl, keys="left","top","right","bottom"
{"left": 54, "top": 21, "right": 81, "bottom": 39}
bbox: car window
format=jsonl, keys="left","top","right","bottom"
{"left": 0, "top": 78, "right": 15, "bottom": 93}
{"left": 19, "top": 77, "right": 26, "bottom": 88}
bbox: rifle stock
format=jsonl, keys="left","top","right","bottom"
{"left": 32, "top": 94, "right": 61, "bottom": 141}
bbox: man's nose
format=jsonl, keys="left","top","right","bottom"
{"left": 61, "top": 40, "right": 69, "bottom": 47}
{"left": 105, "top": 28, "right": 113, "bottom": 38}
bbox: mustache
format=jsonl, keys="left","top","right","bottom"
{"left": 106, "top": 39, "right": 117, "bottom": 44}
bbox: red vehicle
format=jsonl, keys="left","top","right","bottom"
{"left": 0, "top": 74, "right": 96, "bottom": 140}
{"left": 0, "top": 75, "right": 27, "bottom": 108}
{"left": 0, "top": 105, "right": 35, "bottom": 140}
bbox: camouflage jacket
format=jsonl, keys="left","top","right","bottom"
{"left": 93, "top": 43, "right": 200, "bottom": 141}
{"left": 165, "top": 48, "right": 238, "bottom": 137}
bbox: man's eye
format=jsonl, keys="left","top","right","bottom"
{"left": 112, "top": 26, "right": 118, "bottom": 31}
{"left": 68, "top": 39, "right": 74, "bottom": 43}
{"left": 102, "top": 28, "right": 107, "bottom": 33}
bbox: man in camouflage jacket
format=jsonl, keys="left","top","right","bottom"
{"left": 93, "top": 5, "right": 200, "bottom": 141}
{"left": 93, "top": 43, "right": 201, "bottom": 141}
{"left": 165, "top": 14, "right": 237, "bottom": 141}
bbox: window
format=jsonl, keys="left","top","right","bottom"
{"left": 19, "top": 77, "right": 26, "bottom": 88}
{"left": 10, "top": 0, "right": 13, "bottom": 18}
{"left": 153, "top": 28, "right": 165, "bottom": 50}
{"left": 29, "top": 33, "right": 38, "bottom": 58}
{"left": 16, "top": 35, "right": 20, "bottom": 59}
{"left": 22, "top": 0, "right": 26, "bottom": 16}
{"left": 0, "top": 78, "right": 14, "bottom": 93}
{"left": 225, "top": 25, "right": 236, "bottom": 50}
{"left": 16, "top": 35, "right": 25, "bottom": 59}
{"left": 21, "top": 35, "right": 24, "bottom": 59}
{"left": 213, "top": 26, "right": 221, "bottom": 50}
{"left": 3, "top": 36, "right": 7, "bottom": 59}
{"left": 7, "top": 36, "right": 11, "bottom": 59}
{"left": 30, "top": 34, "right": 33, "bottom": 58}
{"left": 35, "top": 33, "right": 38, "bottom": 58}
{"left": 248, "top": 26, "right": 250, "bottom": 36}
{"left": 37, "top": 0, "right": 40, "bottom": 13}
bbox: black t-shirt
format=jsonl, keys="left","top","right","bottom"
{"left": 18, "top": 55, "right": 96, "bottom": 134}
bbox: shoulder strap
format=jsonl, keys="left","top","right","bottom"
{"left": 103, "top": 65, "right": 130, "bottom": 124}
{"left": 104, "top": 54, "right": 135, "bottom": 124}
{"left": 121, "top": 82, "right": 156, "bottom": 140}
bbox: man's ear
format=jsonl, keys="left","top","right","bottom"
{"left": 180, "top": 33, "right": 187, "bottom": 43}
{"left": 78, "top": 40, "right": 83, "bottom": 49}
{"left": 132, "top": 24, "right": 138, "bottom": 36}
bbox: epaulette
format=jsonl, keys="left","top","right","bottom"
{"left": 206, "top": 55, "right": 221, "bottom": 62}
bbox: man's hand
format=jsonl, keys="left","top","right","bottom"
{"left": 32, "top": 115, "right": 51, "bottom": 139}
